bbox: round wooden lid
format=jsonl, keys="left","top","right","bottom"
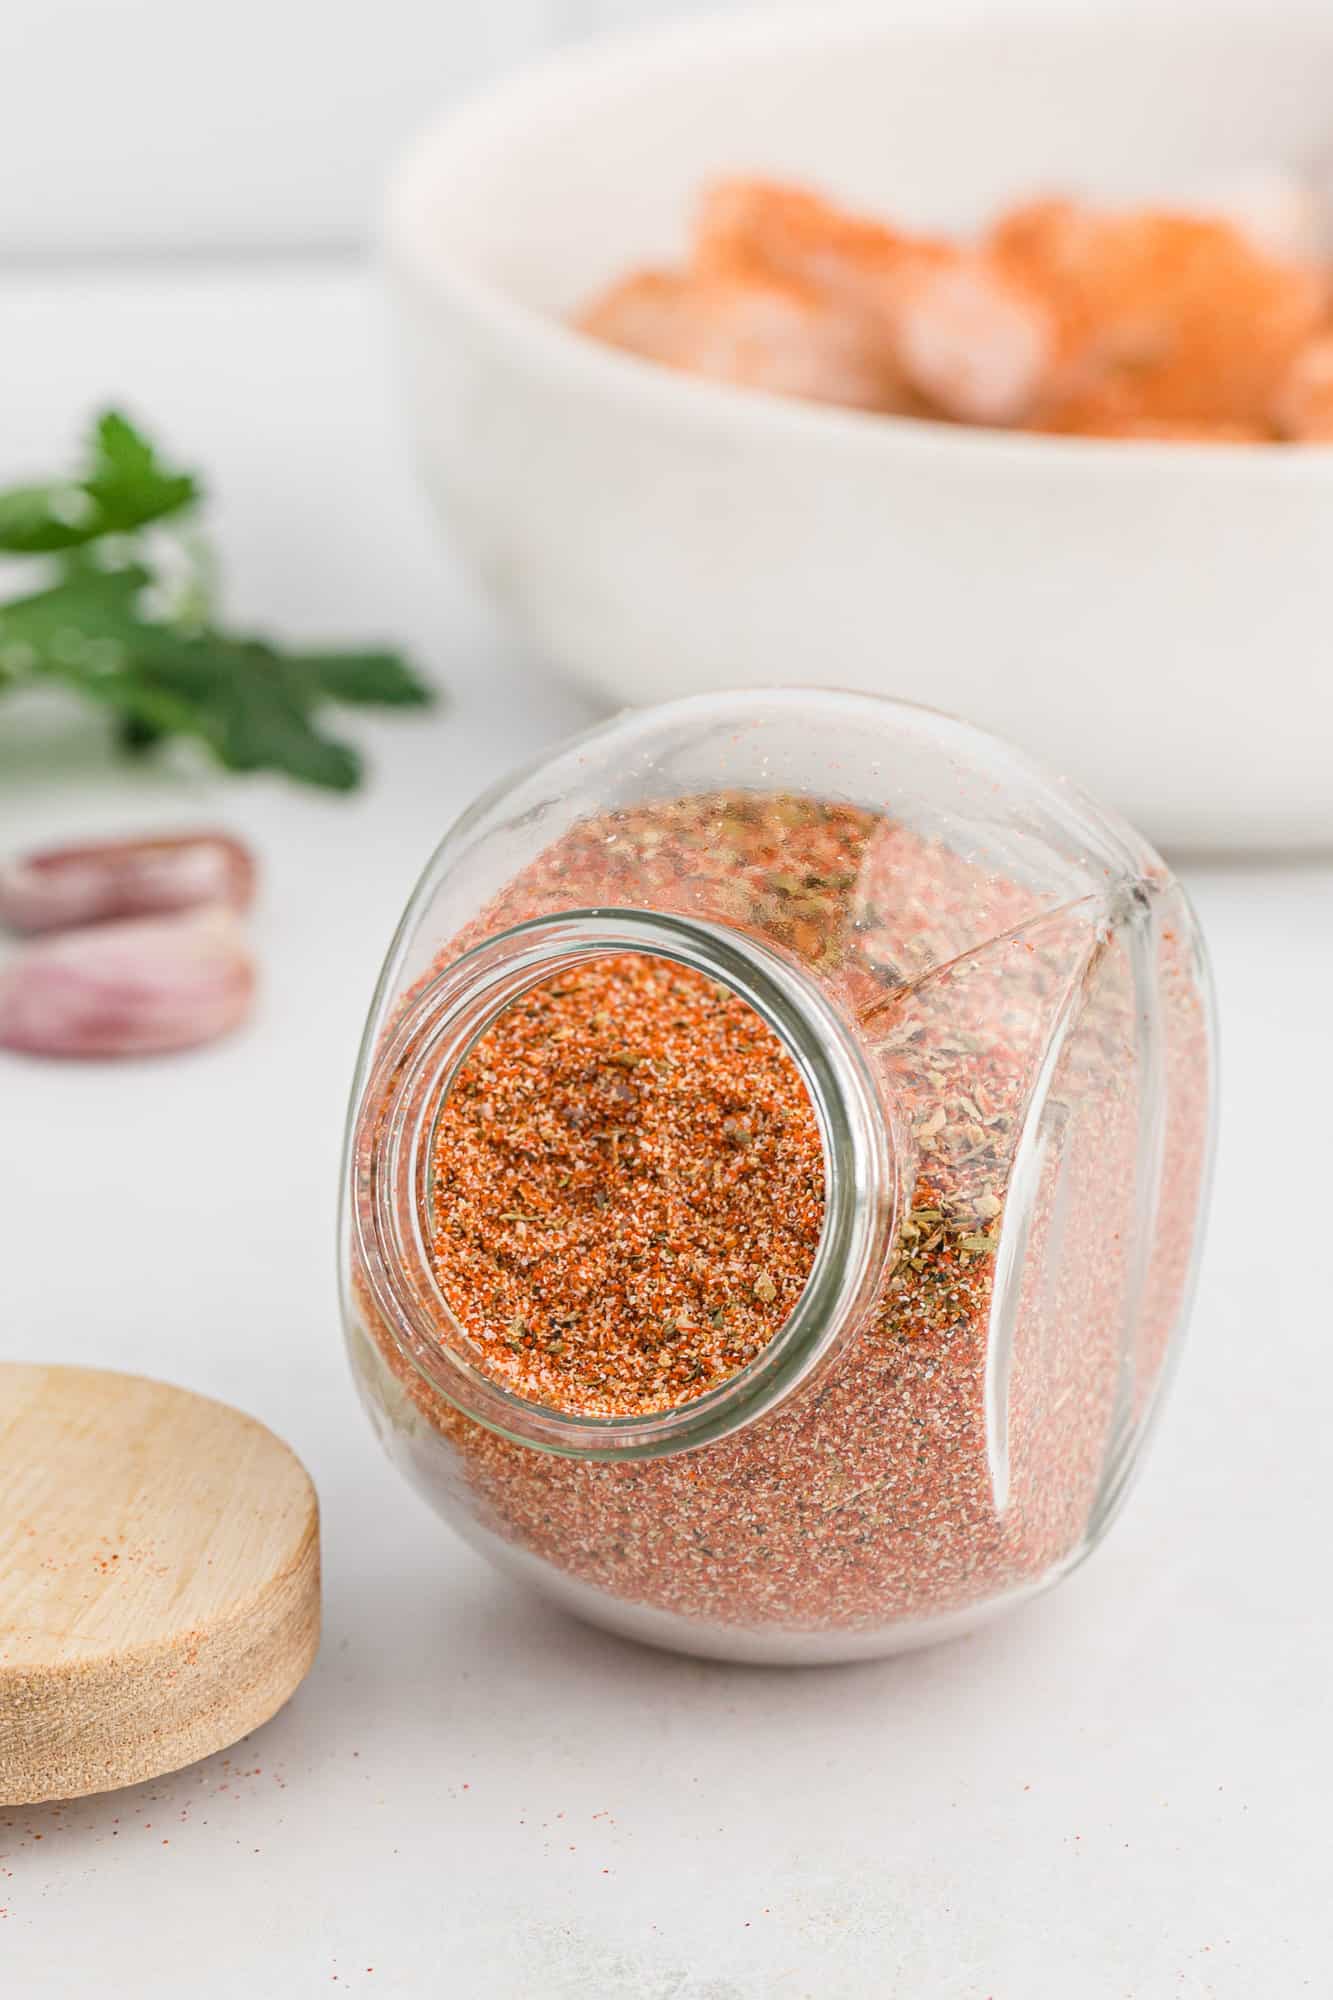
{"left": 0, "top": 1363, "right": 320, "bottom": 1805}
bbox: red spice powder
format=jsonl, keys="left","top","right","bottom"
{"left": 429, "top": 953, "right": 824, "bottom": 1418}
{"left": 352, "top": 791, "right": 1209, "bottom": 1640}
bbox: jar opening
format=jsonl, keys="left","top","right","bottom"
{"left": 426, "top": 949, "right": 827, "bottom": 1420}
{"left": 352, "top": 909, "right": 899, "bottom": 1459}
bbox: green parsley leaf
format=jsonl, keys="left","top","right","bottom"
{"left": 83, "top": 410, "right": 201, "bottom": 533}
{"left": 0, "top": 409, "right": 431, "bottom": 790}
{"left": 0, "top": 483, "right": 101, "bottom": 555}
{"left": 291, "top": 649, "right": 436, "bottom": 708}
{"left": 0, "top": 410, "right": 200, "bottom": 553}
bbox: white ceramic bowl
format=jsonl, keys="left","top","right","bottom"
{"left": 385, "top": 10, "right": 1333, "bottom": 851}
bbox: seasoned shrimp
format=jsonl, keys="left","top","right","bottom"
{"left": 1202, "top": 165, "right": 1330, "bottom": 267}
{"left": 576, "top": 265, "right": 910, "bottom": 412}
{"left": 893, "top": 256, "right": 1057, "bottom": 425}
{"left": 575, "top": 173, "right": 1333, "bottom": 441}
{"left": 1272, "top": 332, "right": 1333, "bottom": 439}
{"left": 692, "top": 178, "right": 940, "bottom": 306}
{"left": 1040, "top": 404, "right": 1272, "bottom": 443}
{"left": 693, "top": 179, "right": 1052, "bottom": 425}
{"left": 991, "top": 198, "right": 1328, "bottom": 428}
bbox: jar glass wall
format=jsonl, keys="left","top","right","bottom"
{"left": 340, "top": 690, "right": 1214, "bottom": 1663}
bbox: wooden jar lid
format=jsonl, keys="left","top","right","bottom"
{"left": 0, "top": 1363, "right": 320, "bottom": 1806}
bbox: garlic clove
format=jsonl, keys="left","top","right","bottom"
{"left": 0, "top": 906, "right": 255, "bottom": 1058}
{"left": 0, "top": 831, "right": 255, "bottom": 935}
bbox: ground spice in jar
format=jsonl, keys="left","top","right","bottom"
{"left": 353, "top": 789, "right": 1209, "bottom": 1643}
{"left": 429, "top": 953, "right": 824, "bottom": 1418}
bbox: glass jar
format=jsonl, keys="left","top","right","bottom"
{"left": 340, "top": 689, "right": 1214, "bottom": 1663}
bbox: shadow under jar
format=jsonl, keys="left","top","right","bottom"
{"left": 341, "top": 689, "right": 1214, "bottom": 1664}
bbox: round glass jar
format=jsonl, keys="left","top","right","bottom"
{"left": 340, "top": 689, "right": 1214, "bottom": 1664}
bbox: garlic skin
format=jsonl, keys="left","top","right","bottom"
{"left": 0, "top": 907, "right": 255, "bottom": 1057}
{"left": 0, "top": 832, "right": 255, "bottom": 935}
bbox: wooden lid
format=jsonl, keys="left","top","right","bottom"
{"left": 0, "top": 1363, "right": 320, "bottom": 1806}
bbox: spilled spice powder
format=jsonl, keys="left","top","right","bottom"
{"left": 352, "top": 790, "right": 1210, "bottom": 1642}
{"left": 429, "top": 953, "right": 824, "bottom": 1417}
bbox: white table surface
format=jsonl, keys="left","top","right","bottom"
{"left": 1, "top": 260, "right": 1330, "bottom": 2000}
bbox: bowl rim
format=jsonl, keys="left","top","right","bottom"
{"left": 383, "top": 4, "right": 1333, "bottom": 478}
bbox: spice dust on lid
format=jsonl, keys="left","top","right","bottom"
{"left": 0, "top": 1363, "right": 319, "bottom": 1806}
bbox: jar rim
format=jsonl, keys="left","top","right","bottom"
{"left": 345, "top": 907, "right": 902, "bottom": 1459}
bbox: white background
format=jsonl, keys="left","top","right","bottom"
{"left": 4, "top": 0, "right": 716, "bottom": 258}
{"left": 2, "top": 5, "right": 1332, "bottom": 1997}
{"left": 0, "top": 0, "right": 1267, "bottom": 260}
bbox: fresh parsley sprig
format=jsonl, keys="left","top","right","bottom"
{"left": 0, "top": 411, "right": 432, "bottom": 790}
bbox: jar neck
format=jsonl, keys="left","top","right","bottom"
{"left": 352, "top": 909, "right": 900, "bottom": 1460}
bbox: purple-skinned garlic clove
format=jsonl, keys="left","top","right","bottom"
{"left": 0, "top": 830, "right": 255, "bottom": 934}
{"left": 0, "top": 906, "right": 255, "bottom": 1058}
